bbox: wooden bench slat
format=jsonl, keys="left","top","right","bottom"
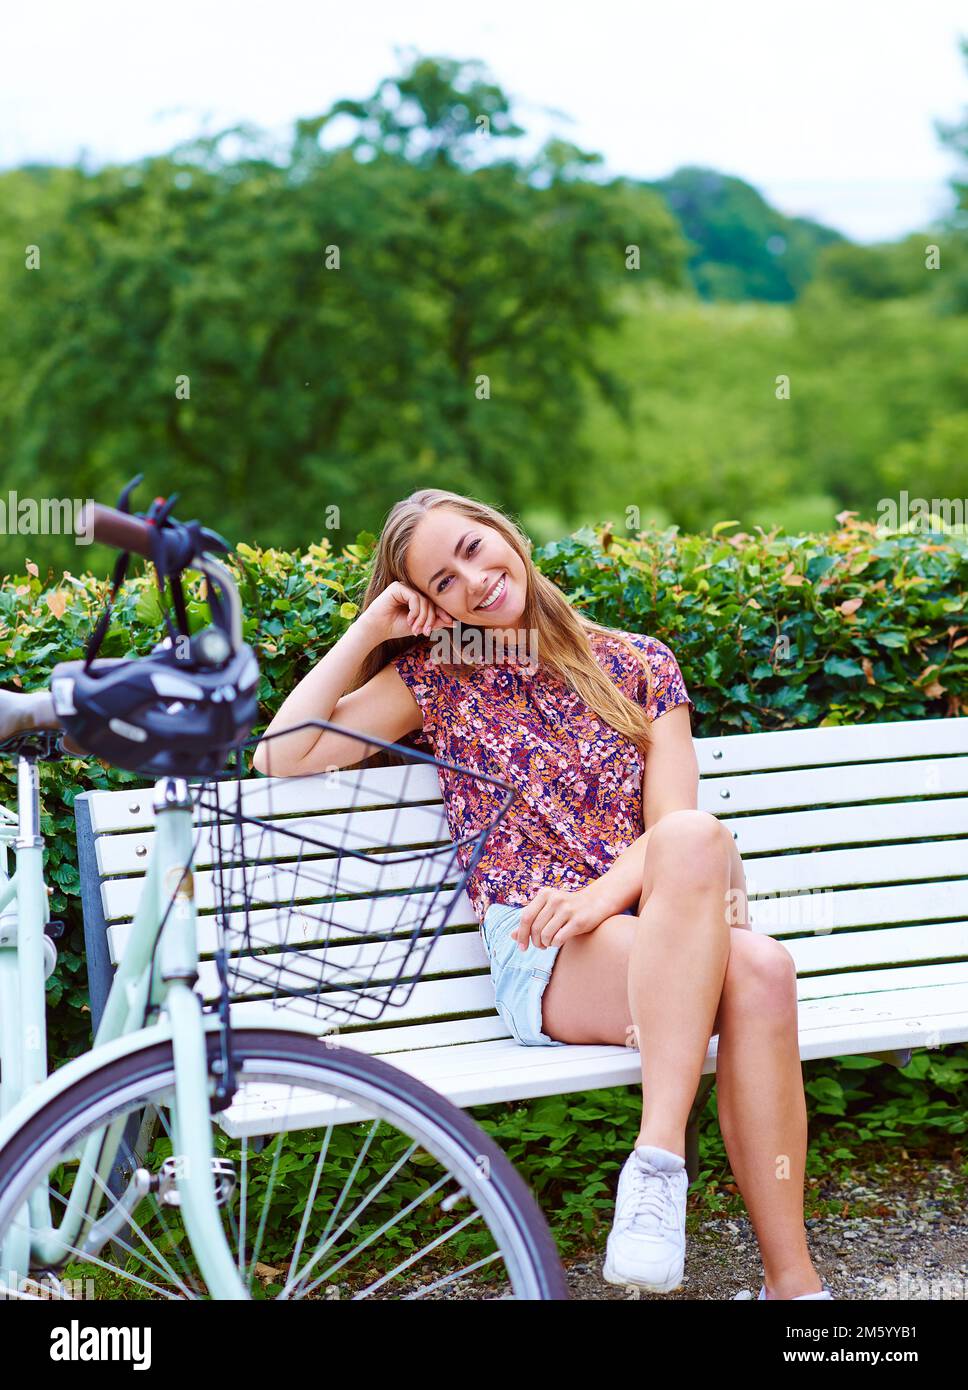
{"left": 786, "top": 922, "right": 968, "bottom": 975}
{"left": 697, "top": 756, "right": 968, "bottom": 815}
{"left": 224, "top": 972, "right": 501, "bottom": 1030}
{"left": 750, "top": 880, "right": 968, "bottom": 934}
{"left": 796, "top": 958, "right": 968, "bottom": 999}
{"left": 95, "top": 804, "right": 453, "bottom": 875}
{"left": 306, "top": 1015, "right": 511, "bottom": 1054}
{"left": 91, "top": 791, "right": 968, "bottom": 880}
{"left": 193, "top": 928, "right": 487, "bottom": 1000}
{"left": 100, "top": 849, "right": 467, "bottom": 922}
{"left": 106, "top": 890, "right": 479, "bottom": 961}
{"left": 85, "top": 762, "right": 453, "bottom": 832}
{"left": 695, "top": 716, "right": 968, "bottom": 774}
{"left": 741, "top": 839, "right": 968, "bottom": 894}
{"left": 726, "top": 797, "right": 968, "bottom": 853}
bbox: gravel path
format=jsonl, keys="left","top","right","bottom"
{"left": 561, "top": 1148, "right": 968, "bottom": 1300}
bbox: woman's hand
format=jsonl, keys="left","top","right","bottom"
{"left": 513, "top": 881, "right": 617, "bottom": 951}
{"left": 359, "top": 582, "right": 454, "bottom": 644}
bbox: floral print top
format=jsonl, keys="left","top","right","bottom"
{"left": 391, "top": 628, "right": 695, "bottom": 928}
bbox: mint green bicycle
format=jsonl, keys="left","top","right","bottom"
{"left": 0, "top": 491, "right": 568, "bottom": 1301}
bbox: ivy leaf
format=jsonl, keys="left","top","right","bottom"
{"left": 135, "top": 586, "right": 163, "bottom": 626}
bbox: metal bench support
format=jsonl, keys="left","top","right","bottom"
{"left": 75, "top": 792, "right": 113, "bottom": 1041}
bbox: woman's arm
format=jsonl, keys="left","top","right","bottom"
{"left": 251, "top": 616, "right": 421, "bottom": 777}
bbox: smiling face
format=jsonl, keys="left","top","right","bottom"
{"left": 407, "top": 506, "right": 528, "bottom": 632}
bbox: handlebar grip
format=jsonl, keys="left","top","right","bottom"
{"left": 79, "top": 504, "right": 155, "bottom": 558}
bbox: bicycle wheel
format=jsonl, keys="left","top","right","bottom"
{"left": 0, "top": 1029, "right": 569, "bottom": 1300}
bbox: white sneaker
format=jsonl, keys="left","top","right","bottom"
{"left": 758, "top": 1284, "right": 833, "bottom": 1300}
{"left": 602, "top": 1144, "right": 689, "bottom": 1293}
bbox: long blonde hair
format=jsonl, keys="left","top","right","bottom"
{"left": 348, "top": 489, "right": 657, "bottom": 758}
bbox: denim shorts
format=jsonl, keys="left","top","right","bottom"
{"left": 480, "top": 901, "right": 637, "bottom": 1047}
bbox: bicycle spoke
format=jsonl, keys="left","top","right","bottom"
{"left": 291, "top": 1169, "right": 452, "bottom": 1299}
{"left": 35, "top": 1206, "right": 192, "bottom": 1301}
{"left": 242, "top": 1128, "right": 284, "bottom": 1286}
{"left": 401, "top": 1248, "right": 504, "bottom": 1300}
{"left": 282, "top": 1126, "right": 421, "bottom": 1297}
{"left": 285, "top": 1122, "right": 335, "bottom": 1289}
{"left": 355, "top": 1207, "right": 485, "bottom": 1298}
{"left": 238, "top": 1139, "right": 248, "bottom": 1279}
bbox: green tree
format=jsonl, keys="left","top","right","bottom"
{"left": 0, "top": 54, "right": 687, "bottom": 574}
{"left": 647, "top": 165, "right": 844, "bottom": 303}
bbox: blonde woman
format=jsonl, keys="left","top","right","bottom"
{"left": 253, "top": 488, "right": 832, "bottom": 1302}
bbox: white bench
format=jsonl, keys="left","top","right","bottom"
{"left": 76, "top": 715, "right": 968, "bottom": 1181}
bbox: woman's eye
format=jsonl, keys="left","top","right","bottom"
{"left": 437, "top": 538, "right": 481, "bottom": 593}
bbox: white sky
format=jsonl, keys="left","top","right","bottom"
{"left": 2, "top": 0, "right": 965, "bottom": 242}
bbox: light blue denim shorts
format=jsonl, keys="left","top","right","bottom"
{"left": 480, "top": 901, "right": 637, "bottom": 1047}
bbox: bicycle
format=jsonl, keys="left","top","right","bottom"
{"left": 0, "top": 489, "right": 569, "bottom": 1301}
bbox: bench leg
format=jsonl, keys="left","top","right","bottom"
{"left": 685, "top": 1073, "right": 716, "bottom": 1186}
{"left": 75, "top": 794, "right": 114, "bottom": 1040}
{"left": 863, "top": 1048, "right": 913, "bottom": 1069}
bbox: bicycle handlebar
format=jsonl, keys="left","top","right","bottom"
{"left": 78, "top": 500, "right": 243, "bottom": 651}
{"left": 79, "top": 504, "right": 156, "bottom": 558}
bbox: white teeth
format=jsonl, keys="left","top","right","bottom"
{"left": 477, "top": 573, "right": 506, "bottom": 610}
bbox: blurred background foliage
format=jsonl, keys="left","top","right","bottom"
{"left": 1, "top": 47, "right": 967, "bottom": 574}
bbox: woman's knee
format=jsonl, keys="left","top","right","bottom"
{"left": 643, "top": 809, "right": 733, "bottom": 896}
{"left": 716, "top": 931, "right": 797, "bottom": 1026}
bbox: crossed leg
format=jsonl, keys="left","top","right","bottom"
{"left": 539, "top": 808, "right": 823, "bottom": 1298}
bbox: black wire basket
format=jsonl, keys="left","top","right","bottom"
{"left": 184, "top": 720, "right": 517, "bottom": 1031}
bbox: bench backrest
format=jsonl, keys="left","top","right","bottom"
{"left": 76, "top": 716, "right": 968, "bottom": 1042}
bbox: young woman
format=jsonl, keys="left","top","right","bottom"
{"left": 253, "top": 488, "right": 832, "bottom": 1302}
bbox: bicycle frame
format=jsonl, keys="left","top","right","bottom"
{"left": 0, "top": 754, "right": 258, "bottom": 1297}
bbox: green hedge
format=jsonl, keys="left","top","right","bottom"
{"left": 1, "top": 515, "right": 966, "bottom": 1067}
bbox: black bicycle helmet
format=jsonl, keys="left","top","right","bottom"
{"left": 47, "top": 476, "right": 261, "bottom": 778}
{"left": 50, "top": 640, "right": 260, "bottom": 778}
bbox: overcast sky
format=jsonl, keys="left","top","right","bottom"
{"left": 2, "top": 0, "right": 965, "bottom": 242}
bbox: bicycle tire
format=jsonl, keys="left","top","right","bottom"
{"left": 0, "top": 1028, "right": 569, "bottom": 1301}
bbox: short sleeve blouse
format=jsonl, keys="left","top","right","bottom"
{"left": 391, "top": 628, "right": 694, "bottom": 926}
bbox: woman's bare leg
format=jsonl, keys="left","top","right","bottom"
{"left": 713, "top": 931, "right": 822, "bottom": 1297}
{"left": 539, "top": 808, "right": 823, "bottom": 1297}
{"left": 625, "top": 811, "right": 733, "bottom": 1157}
{"left": 542, "top": 809, "right": 733, "bottom": 1158}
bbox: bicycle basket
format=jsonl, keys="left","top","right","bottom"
{"left": 182, "top": 720, "right": 517, "bottom": 1032}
